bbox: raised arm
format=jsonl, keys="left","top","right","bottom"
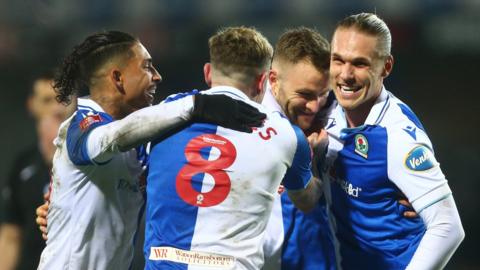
{"left": 75, "top": 94, "right": 266, "bottom": 164}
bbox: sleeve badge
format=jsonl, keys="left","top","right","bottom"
{"left": 404, "top": 144, "right": 436, "bottom": 171}
{"left": 79, "top": 114, "right": 103, "bottom": 131}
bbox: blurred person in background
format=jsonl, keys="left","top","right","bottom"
{"left": 0, "top": 73, "right": 76, "bottom": 270}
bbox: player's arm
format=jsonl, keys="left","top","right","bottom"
{"left": 388, "top": 131, "right": 464, "bottom": 269}
{"left": 283, "top": 126, "right": 325, "bottom": 212}
{"left": 406, "top": 195, "right": 464, "bottom": 270}
{"left": 286, "top": 176, "right": 323, "bottom": 212}
{"left": 77, "top": 94, "right": 266, "bottom": 164}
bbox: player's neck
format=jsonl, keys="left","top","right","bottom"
{"left": 344, "top": 102, "right": 374, "bottom": 128}
{"left": 210, "top": 80, "right": 257, "bottom": 101}
{"left": 90, "top": 91, "right": 126, "bottom": 120}
{"left": 344, "top": 90, "right": 381, "bottom": 128}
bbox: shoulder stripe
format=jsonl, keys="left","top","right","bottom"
{"left": 164, "top": 90, "right": 198, "bottom": 103}
{"left": 374, "top": 95, "right": 390, "bottom": 124}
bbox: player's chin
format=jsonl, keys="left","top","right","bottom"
{"left": 296, "top": 116, "right": 315, "bottom": 131}
{"left": 144, "top": 93, "right": 155, "bottom": 106}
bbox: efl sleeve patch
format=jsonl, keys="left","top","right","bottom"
{"left": 79, "top": 114, "right": 103, "bottom": 131}
{"left": 67, "top": 111, "right": 113, "bottom": 165}
{"left": 404, "top": 144, "right": 437, "bottom": 171}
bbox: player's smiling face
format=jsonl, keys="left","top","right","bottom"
{"left": 121, "top": 42, "right": 162, "bottom": 111}
{"left": 271, "top": 60, "right": 329, "bottom": 131}
{"left": 330, "top": 28, "right": 392, "bottom": 115}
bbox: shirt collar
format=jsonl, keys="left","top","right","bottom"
{"left": 334, "top": 86, "right": 390, "bottom": 130}
{"left": 364, "top": 86, "right": 390, "bottom": 125}
{"left": 261, "top": 81, "right": 283, "bottom": 113}
{"left": 77, "top": 96, "right": 106, "bottom": 113}
{"left": 207, "top": 86, "right": 251, "bottom": 102}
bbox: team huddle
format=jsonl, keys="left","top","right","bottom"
{"left": 35, "top": 13, "right": 464, "bottom": 270}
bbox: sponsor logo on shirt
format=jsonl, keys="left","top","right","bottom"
{"left": 354, "top": 134, "right": 369, "bottom": 159}
{"left": 79, "top": 114, "right": 103, "bottom": 131}
{"left": 403, "top": 125, "right": 417, "bottom": 140}
{"left": 337, "top": 178, "right": 362, "bottom": 198}
{"left": 149, "top": 246, "right": 235, "bottom": 268}
{"left": 404, "top": 145, "right": 436, "bottom": 171}
{"left": 329, "top": 168, "right": 362, "bottom": 198}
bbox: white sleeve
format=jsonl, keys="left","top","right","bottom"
{"left": 406, "top": 194, "right": 465, "bottom": 270}
{"left": 87, "top": 96, "right": 194, "bottom": 163}
{"left": 387, "top": 127, "right": 450, "bottom": 212}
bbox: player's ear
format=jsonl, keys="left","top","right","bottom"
{"left": 203, "top": 63, "right": 212, "bottom": 87}
{"left": 111, "top": 69, "right": 125, "bottom": 94}
{"left": 381, "top": 55, "right": 394, "bottom": 78}
{"left": 250, "top": 72, "right": 268, "bottom": 103}
{"left": 268, "top": 69, "right": 279, "bottom": 97}
{"left": 256, "top": 72, "right": 268, "bottom": 96}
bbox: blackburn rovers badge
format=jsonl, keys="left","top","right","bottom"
{"left": 354, "top": 134, "right": 368, "bottom": 158}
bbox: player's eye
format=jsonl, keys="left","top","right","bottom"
{"left": 331, "top": 56, "right": 344, "bottom": 65}
{"left": 352, "top": 60, "right": 369, "bottom": 68}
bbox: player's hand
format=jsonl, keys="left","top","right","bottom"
{"left": 36, "top": 192, "right": 50, "bottom": 241}
{"left": 307, "top": 129, "right": 329, "bottom": 178}
{"left": 397, "top": 192, "right": 418, "bottom": 218}
{"left": 192, "top": 94, "right": 266, "bottom": 133}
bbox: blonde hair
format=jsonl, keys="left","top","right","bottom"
{"left": 209, "top": 26, "right": 273, "bottom": 84}
{"left": 336, "top": 13, "right": 392, "bottom": 58}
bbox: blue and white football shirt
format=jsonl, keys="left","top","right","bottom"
{"left": 38, "top": 98, "right": 147, "bottom": 270}
{"left": 261, "top": 86, "right": 337, "bottom": 270}
{"left": 144, "top": 86, "right": 313, "bottom": 270}
{"left": 324, "top": 88, "right": 451, "bottom": 269}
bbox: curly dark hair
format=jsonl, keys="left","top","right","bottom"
{"left": 54, "top": 30, "right": 138, "bottom": 104}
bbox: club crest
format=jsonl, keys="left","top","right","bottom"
{"left": 354, "top": 134, "right": 368, "bottom": 158}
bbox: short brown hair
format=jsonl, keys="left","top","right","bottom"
{"left": 273, "top": 27, "right": 330, "bottom": 71}
{"left": 335, "top": 13, "right": 391, "bottom": 58}
{"left": 209, "top": 26, "right": 273, "bottom": 83}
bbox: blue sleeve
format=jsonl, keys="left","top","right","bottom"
{"left": 66, "top": 110, "right": 113, "bottom": 165}
{"left": 282, "top": 125, "right": 313, "bottom": 190}
{"left": 163, "top": 89, "right": 198, "bottom": 104}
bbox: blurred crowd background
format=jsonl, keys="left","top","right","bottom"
{"left": 0, "top": 0, "right": 479, "bottom": 269}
